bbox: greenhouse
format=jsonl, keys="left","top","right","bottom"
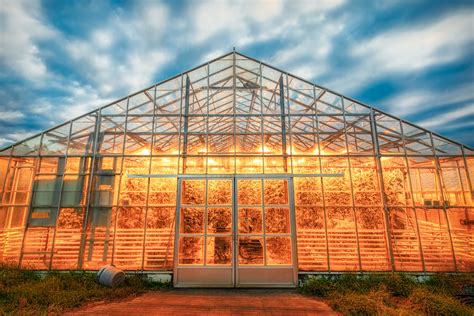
{"left": 0, "top": 51, "right": 472, "bottom": 287}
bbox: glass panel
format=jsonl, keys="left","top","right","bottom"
{"left": 238, "top": 237, "right": 263, "bottom": 265}
{"left": 432, "top": 136, "right": 462, "bottom": 155}
{"left": 144, "top": 206, "right": 176, "bottom": 270}
{"left": 180, "top": 208, "right": 204, "bottom": 234}
{"left": 326, "top": 207, "right": 359, "bottom": 271}
{"left": 208, "top": 180, "right": 232, "bottom": 205}
{"left": 208, "top": 135, "right": 234, "bottom": 154}
{"left": 146, "top": 207, "right": 175, "bottom": 229}
{"left": 292, "top": 156, "right": 319, "bottom": 174}
{"left": 181, "top": 156, "right": 206, "bottom": 174}
{"left": 149, "top": 178, "right": 176, "bottom": 206}
{"left": 351, "top": 157, "right": 382, "bottom": 206}
{"left": 317, "top": 91, "right": 343, "bottom": 114}
{"left": 12, "top": 135, "right": 41, "bottom": 156}
{"left": 179, "top": 236, "right": 203, "bottom": 264}
{"left": 0, "top": 147, "right": 11, "bottom": 156}
{"left": 98, "top": 115, "right": 125, "bottom": 154}
{"left": 206, "top": 237, "right": 232, "bottom": 265}
{"left": 114, "top": 207, "right": 145, "bottom": 269}
{"left": 0, "top": 206, "right": 26, "bottom": 264}
{"left": 439, "top": 158, "right": 471, "bottom": 206}
{"left": 321, "top": 157, "right": 352, "bottom": 206}
{"left": 68, "top": 113, "right": 97, "bottom": 155}
{"left": 264, "top": 179, "right": 288, "bottom": 205}
{"left": 238, "top": 179, "right": 262, "bottom": 205}
{"left": 181, "top": 180, "right": 205, "bottom": 205}
{"left": 345, "top": 115, "right": 373, "bottom": 154}
{"left": 207, "top": 208, "right": 232, "bottom": 234}
{"left": 389, "top": 207, "right": 423, "bottom": 271}
{"left": 294, "top": 177, "right": 323, "bottom": 206}
{"left": 208, "top": 156, "right": 234, "bottom": 174}
{"left": 296, "top": 206, "right": 327, "bottom": 270}
{"left": 236, "top": 116, "right": 261, "bottom": 134}
{"left": 264, "top": 156, "right": 288, "bottom": 173}
{"left": 119, "top": 177, "right": 147, "bottom": 206}
{"left": 344, "top": 98, "right": 370, "bottom": 114}
{"left": 356, "top": 207, "right": 390, "bottom": 271}
{"left": 416, "top": 208, "right": 455, "bottom": 272}
{"left": 318, "top": 116, "right": 346, "bottom": 155}
{"left": 381, "top": 157, "right": 412, "bottom": 206}
{"left": 375, "top": 112, "right": 404, "bottom": 155}
{"left": 125, "top": 115, "right": 153, "bottom": 155}
{"left": 153, "top": 133, "right": 180, "bottom": 155}
{"left": 236, "top": 156, "right": 263, "bottom": 174}
{"left": 236, "top": 135, "right": 261, "bottom": 154}
{"left": 266, "top": 236, "right": 291, "bottom": 265}
{"left": 41, "top": 123, "right": 70, "bottom": 155}
{"left": 287, "top": 76, "right": 315, "bottom": 115}
{"left": 407, "top": 157, "right": 442, "bottom": 207}
{"left": 265, "top": 208, "right": 290, "bottom": 233}
{"left": 155, "top": 77, "right": 182, "bottom": 115}
{"left": 238, "top": 208, "right": 262, "bottom": 234}
{"left": 291, "top": 134, "right": 318, "bottom": 155}
{"left": 101, "top": 99, "right": 127, "bottom": 115}
{"left": 403, "top": 123, "right": 433, "bottom": 155}
{"left": 447, "top": 208, "right": 473, "bottom": 272}
{"left": 128, "top": 91, "right": 154, "bottom": 115}
{"left": 82, "top": 207, "right": 116, "bottom": 270}
{"left": 150, "top": 156, "right": 178, "bottom": 175}
{"left": 21, "top": 227, "right": 54, "bottom": 269}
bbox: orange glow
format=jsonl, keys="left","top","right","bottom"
{"left": 138, "top": 148, "right": 150, "bottom": 155}
{"left": 258, "top": 146, "right": 271, "bottom": 153}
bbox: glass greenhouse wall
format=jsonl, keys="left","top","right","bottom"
{"left": 0, "top": 52, "right": 472, "bottom": 282}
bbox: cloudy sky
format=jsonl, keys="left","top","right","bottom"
{"left": 0, "top": 0, "right": 473, "bottom": 148}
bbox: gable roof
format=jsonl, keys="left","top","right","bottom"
{"left": 1, "top": 50, "right": 473, "bottom": 156}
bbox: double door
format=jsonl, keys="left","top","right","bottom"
{"left": 173, "top": 176, "right": 297, "bottom": 287}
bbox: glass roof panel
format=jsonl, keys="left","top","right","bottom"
{"left": 41, "top": 123, "right": 70, "bottom": 155}
{"left": 432, "top": 135, "right": 462, "bottom": 156}
{"left": 402, "top": 122, "right": 434, "bottom": 155}
{"left": 12, "top": 134, "right": 41, "bottom": 156}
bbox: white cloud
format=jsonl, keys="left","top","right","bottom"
{"left": 416, "top": 103, "right": 474, "bottom": 129}
{"left": 270, "top": 17, "right": 345, "bottom": 80}
{"left": 64, "top": 3, "right": 173, "bottom": 96}
{"left": 329, "top": 10, "right": 474, "bottom": 93}
{"left": 352, "top": 11, "right": 473, "bottom": 72}
{"left": 190, "top": 0, "right": 285, "bottom": 44}
{"left": 383, "top": 83, "right": 474, "bottom": 117}
{"left": 189, "top": 0, "right": 345, "bottom": 50}
{"left": 0, "top": 0, "right": 56, "bottom": 82}
{"left": 0, "top": 111, "right": 24, "bottom": 121}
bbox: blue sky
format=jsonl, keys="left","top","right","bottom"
{"left": 0, "top": 0, "right": 473, "bottom": 148}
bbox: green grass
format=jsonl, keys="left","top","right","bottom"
{"left": 300, "top": 273, "right": 474, "bottom": 316}
{"left": 0, "top": 264, "right": 170, "bottom": 315}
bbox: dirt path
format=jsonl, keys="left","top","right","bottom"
{"left": 67, "top": 289, "right": 338, "bottom": 315}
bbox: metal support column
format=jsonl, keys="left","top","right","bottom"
{"left": 370, "top": 109, "right": 396, "bottom": 271}
{"left": 181, "top": 76, "right": 190, "bottom": 173}
{"left": 279, "top": 76, "right": 288, "bottom": 172}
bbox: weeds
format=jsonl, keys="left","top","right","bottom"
{"left": 301, "top": 273, "right": 474, "bottom": 316}
{"left": 0, "top": 264, "right": 170, "bottom": 315}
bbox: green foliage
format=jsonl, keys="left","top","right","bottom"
{"left": 330, "top": 288, "right": 407, "bottom": 316}
{"left": 300, "top": 273, "right": 474, "bottom": 316}
{"left": 0, "top": 265, "right": 170, "bottom": 315}
{"left": 410, "top": 288, "right": 473, "bottom": 316}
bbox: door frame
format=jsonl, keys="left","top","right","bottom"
{"left": 173, "top": 174, "right": 298, "bottom": 288}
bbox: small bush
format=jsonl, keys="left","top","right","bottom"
{"left": 330, "top": 288, "right": 401, "bottom": 316}
{"left": 409, "top": 288, "right": 473, "bottom": 316}
{"left": 300, "top": 273, "right": 474, "bottom": 316}
{"left": 0, "top": 266, "right": 170, "bottom": 314}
